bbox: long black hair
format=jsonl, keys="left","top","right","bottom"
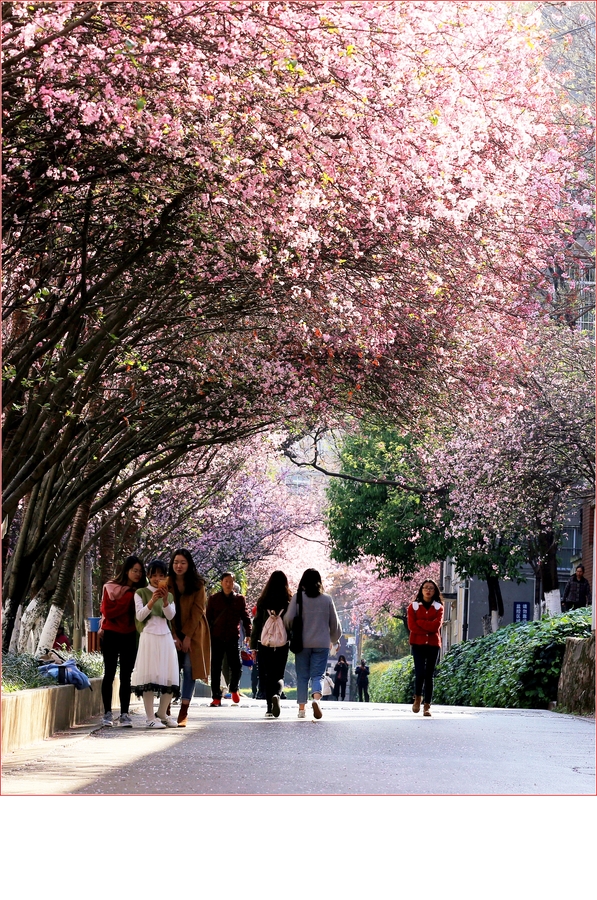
{"left": 415, "top": 579, "right": 443, "bottom": 606}
{"left": 168, "top": 548, "right": 204, "bottom": 594}
{"left": 297, "top": 568, "right": 323, "bottom": 598}
{"left": 111, "top": 555, "right": 147, "bottom": 588}
{"left": 256, "top": 570, "right": 291, "bottom": 613}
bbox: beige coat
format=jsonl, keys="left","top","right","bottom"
{"left": 172, "top": 583, "right": 211, "bottom": 682}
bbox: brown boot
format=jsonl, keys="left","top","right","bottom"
{"left": 423, "top": 703, "right": 431, "bottom": 717}
{"left": 412, "top": 695, "right": 422, "bottom": 713}
{"left": 177, "top": 702, "right": 189, "bottom": 727}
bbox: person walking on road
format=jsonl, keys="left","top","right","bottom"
{"left": 355, "top": 658, "right": 370, "bottom": 702}
{"left": 408, "top": 579, "right": 444, "bottom": 717}
{"left": 284, "top": 568, "right": 342, "bottom": 720}
{"left": 169, "top": 549, "right": 210, "bottom": 727}
{"left": 99, "top": 555, "right": 146, "bottom": 727}
{"left": 131, "top": 559, "right": 179, "bottom": 729}
{"left": 333, "top": 654, "right": 349, "bottom": 701}
{"left": 250, "top": 570, "right": 291, "bottom": 718}
{"left": 562, "top": 564, "right": 591, "bottom": 611}
{"left": 207, "top": 573, "right": 252, "bottom": 707}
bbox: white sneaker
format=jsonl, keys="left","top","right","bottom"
{"left": 312, "top": 700, "right": 322, "bottom": 719}
{"left": 161, "top": 716, "right": 178, "bottom": 728}
{"left": 146, "top": 719, "right": 166, "bottom": 729}
{"left": 298, "top": 709, "right": 306, "bottom": 718}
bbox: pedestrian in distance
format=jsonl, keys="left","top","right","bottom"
{"left": 250, "top": 570, "right": 291, "bottom": 718}
{"left": 207, "top": 572, "right": 252, "bottom": 707}
{"left": 169, "top": 549, "right": 210, "bottom": 727}
{"left": 407, "top": 579, "right": 444, "bottom": 717}
{"left": 53, "top": 625, "right": 72, "bottom": 651}
{"left": 333, "top": 654, "right": 349, "bottom": 701}
{"left": 99, "top": 555, "right": 145, "bottom": 727}
{"left": 130, "top": 559, "right": 180, "bottom": 729}
{"left": 355, "top": 658, "right": 370, "bottom": 702}
{"left": 284, "top": 568, "right": 342, "bottom": 720}
{"left": 562, "top": 564, "right": 591, "bottom": 611}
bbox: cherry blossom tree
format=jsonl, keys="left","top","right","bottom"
{"left": 3, "top": 1, "right": 591, "bottom": 650}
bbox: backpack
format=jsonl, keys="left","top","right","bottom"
{"left": 260, "top": 610, "right": 288, "bottom": 648}
{"left": 38, "top": 658, "right": 92, "bottom": 691}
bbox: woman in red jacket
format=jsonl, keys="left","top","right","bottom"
{"left": 407, "top": 579, "right": 444, "bottom": 717}
{"left": 99, "top": 555, "right": 146, "bottom": 727}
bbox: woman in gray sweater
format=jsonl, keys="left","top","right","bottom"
{"left": 284, "top": 568, "right": 342, "bottom": 719}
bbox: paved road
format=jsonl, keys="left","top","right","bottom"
{"left": 2, "top": 698, "right": 595, "bottom": 795}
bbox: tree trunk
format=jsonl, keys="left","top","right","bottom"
{"left": 35, "top": 498, "right": 93, "bottom": 654}
{"left": 486, "top": 575, "right": 504, "bottom": 631}
{"left": 8, "top": 603, "right": 23, "bottom": 653}
{"left": 17, "top": 591, "right": 50, "bottom": 653}
{"left": 100, "top": 505, "right": 116, "bottom": 586}
{"left": 541, "top": 536, "right": 561, "bottom": 616}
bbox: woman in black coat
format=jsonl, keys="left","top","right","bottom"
{"left": 333, "top": 654, "right": 349, "bottom": 701}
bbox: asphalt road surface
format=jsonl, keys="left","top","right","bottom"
{"left": 2, "top": 698, "right": 595, "bottom": 795}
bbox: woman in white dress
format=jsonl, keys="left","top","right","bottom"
{"left": 130, "top": 559, "right": 180, "bottom": 728}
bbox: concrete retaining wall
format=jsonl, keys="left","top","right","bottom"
{"left": 2, "top": 676, "right": 119, "bottom": 754}
{"left": 557, "top": 633, "right": 595, "bottom": 716}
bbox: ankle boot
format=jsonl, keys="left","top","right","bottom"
{"left": 412, "top": 695, "right": 422, "bottom": 713}
{"left": 423, "top": 703, "right": 431, "bottom": 717}
{"left": 177, "top": 702, "right": 189, "bottom": 727}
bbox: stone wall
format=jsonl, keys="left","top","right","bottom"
{"left": 2, "top": 676, "right": 119, "bottom": 754}
{"left": 557, "top": 633, "right": 595, "bottom": 716}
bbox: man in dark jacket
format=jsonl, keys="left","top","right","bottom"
{"left": 562, "top": 565, "right": 592, "bottom": 611}
{"left": 207, "top": 572, "right": 252, "bottom": 707}
{"left": 355, "top": 658, "right": 370, "bottom": 702}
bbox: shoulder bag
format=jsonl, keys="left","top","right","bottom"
{"left": 289, "top": 591, "right": 304, "bottom": 655}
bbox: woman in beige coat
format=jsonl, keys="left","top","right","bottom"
{"left": 168, "top": 548, "right": 210, "bottom": 726}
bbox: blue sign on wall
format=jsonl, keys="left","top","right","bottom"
{"left": 513, "top": 602, "right": 530, "bottom": 623}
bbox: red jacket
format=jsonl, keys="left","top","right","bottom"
{"left": 407, "top": 600, "right": 444, "bottom": 647}
{"left": 100, "top": 583, "right": 136, "bottom": 634}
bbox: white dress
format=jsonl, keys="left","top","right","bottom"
{"left": 130, "top": 587, "right": 180, "bottom": 697}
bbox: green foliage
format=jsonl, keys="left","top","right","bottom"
{"left": 433, "top": 608, "right": 592, "bottom": 709}
{"left": 325, "top": 424, "right": 528, "bottom": 583}
{"left": 1, "top": 651, "right": 104, "bottom": 692}
{"left": 2, "top": 653, "right": 56, "bottom": 691}
{"left": 369, "top": 656, "right": 415, "bottom": 703}
{"left": 326, "top": 427, "right": 449, "bottom": 578}
{"left": 363, "top": 616, "right": 410, "bottom": 662}
{"left": 367, "top": 609, "right": 592, "bottom": 708}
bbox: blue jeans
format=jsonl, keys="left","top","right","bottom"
{"left": 295, "top": 647, "right": 329, "bottom": 704}
{"left": 181, "top": 652, "right": 195, "bottom": 702}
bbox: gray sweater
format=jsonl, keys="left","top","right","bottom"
{"left": 284, "top": 592, "right": 342, "bottom": 649}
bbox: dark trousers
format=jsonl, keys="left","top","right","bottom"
{"left": 358, "top": 683, "right": 369, "bottom": 702}
{"left": 101, "top": 629, "right": 137, "bottom": 714}
{"left": 333, "top": 680, "right": 347, "bottom": 700}
{"left": 257, "top": 644, "right": 289, "bottom": 710}
{"left": 211, "top": 637, "right": 242, "bottom": 699}
{"left": 412, "top": 644, "right": 440, "bottom": 704}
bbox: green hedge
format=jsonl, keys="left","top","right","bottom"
{"left": 434, "top": 608, "right": 592, "bottom": 709}
{"left": 2, "top": 650, "right": 105, "bottom": 692}
{"left": 369, "top": 657, "right": 415, "bottom": 703}
{"left": 367, "top": 609, "right": 592, "bottom": 709}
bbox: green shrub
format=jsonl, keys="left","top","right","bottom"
{"left": 433, "top": 608, "right": 592, "bottom": 709}
{"left": 369, "top": 656, "right": 415, "bottom": 703}
{"left": 1, "top": 650, "right": 104, "bottom": 692}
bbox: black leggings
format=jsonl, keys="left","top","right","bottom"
{"left": 101, "top": 630, "right": 137, "bottom": 714}
{"left": 333, "top": 680, "right": 347, "bottom": 700}
{"left": 257, "top": 644, "right": 289, "bottom": 710}
{"left": 411, "top": 645, "right": 440, "bottom": 704}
